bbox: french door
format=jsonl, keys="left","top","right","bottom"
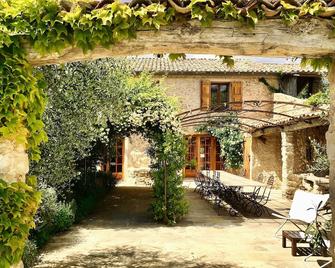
{"left": 185, "top": 135, "right": 224, "bottom": 177}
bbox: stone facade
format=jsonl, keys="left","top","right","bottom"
{"left": 0, "top": 139, "right": 29, "bottom": 183}
{"left": 118, "top": 72, "right": 329, "bottom": 199}
{"left": 293, "top": 125, "right": 328, "bottom": 174}
{"left": 121, "top": 73, "right": 279, "bottom": 184}
{"left": 251, "top": 133, "right": 282, "bottom": 188}
{"left": 281, "top": 131, "right": 295, "bottom": 197}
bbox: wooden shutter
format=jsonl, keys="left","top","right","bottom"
{"left": 230, "top": 81, "right": 242, "bottom": 110}
{"left": 201, "top": 80, "right": 211, "bottom": 110}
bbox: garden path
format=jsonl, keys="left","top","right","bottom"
{"left": 35, "top": 186, "right": 328, "bottom": 268}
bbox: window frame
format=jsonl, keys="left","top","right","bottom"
{"left": 210, "top": 82, "right": 230, "bottom": 108}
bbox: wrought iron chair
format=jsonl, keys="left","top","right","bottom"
{"left": 272, "top": 190, "right": 329, "bottom": 237}
{"left": 244, "top": 175, "right": 275, "bottom": 217}
{"left": 303, "top": 203, "right": 332, "bottom": 267}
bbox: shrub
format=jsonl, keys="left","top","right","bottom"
{"left": 36, "top": 186, "right": 58, "bottom": 225}
{"left": 150, "top": 131, "right": 188, "bottom": 225}
{"left": 32, "top": 186, "right": 76, "bottom": 247}
{"left": 53, "top": 202, "right": 75, "bottom": 232}
{"left": 75, "top": 188, "right": 105, "bottom": 222}
{"left": 0, "top": 177, "right": 41, "bottom": 268}
{"left": 22, "top": 240, "right": 38, "bottom": 268}
{"left": 307, "top": 139, "right": 329, "bottom": 177}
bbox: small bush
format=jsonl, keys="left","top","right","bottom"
{"left": 32, "top": 186, "right": 76, "bottom": 247}
{"left": 53, "top": 202, "right": 75, "bottom": 232}
{"left": 36, "top": 186, "right": 59, "bottom": 226}
{"left": 22, "top": 240, "right": 38, "bottom": 268}
{"left": 307, "top": 139, "right": 329, "bottom": 177}
{"left": 75, "top": 188, "right": 105, "bottom": 222}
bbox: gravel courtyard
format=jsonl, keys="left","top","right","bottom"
{"left": 35, "top": 186, "right": 329, "bottom": 268}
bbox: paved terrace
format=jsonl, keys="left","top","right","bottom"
{"left": 35, "top": 185, "right": 330, "bottom": 268}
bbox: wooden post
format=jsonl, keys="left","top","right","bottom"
{"left": 163, "top": 159, "right": 168, "bottom": 224}
{"left": 327, "top": 61, "right": 335, "bottom": 266}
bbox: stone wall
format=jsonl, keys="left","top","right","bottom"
{"left": 123, "top": 135, "right": 151, "bottom": 185}
{"left": 161, "top": 73, "right": 278, "bottom": 136}
{"left": 251, "top": 133, "right": 282, "bottom": 188}
{"left": 293, "top": 125, "right": 328, "bottom": 174}
{"left": 0, "top": 139, "right": 29, "bottom": 183}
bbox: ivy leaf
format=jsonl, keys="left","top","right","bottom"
{"left": 219, "top": 55, "right": 235, "bottom": 68}
{"left": 168, "top": 53, "right": 186, "bottom": 61}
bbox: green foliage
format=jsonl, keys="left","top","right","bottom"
{"left": 22, "top": 240, "right": 38, "bottom": 268}
{"left": 168, "top": 53, "right": 186, "bottom": 61}
{"left": 188, "top": 0, "right": 215, "bottom": 26}
{"left": 0, "top": 177, "right": 41, "bottom": 268}
{"left": 305, "top": 90, "right": 330, "bottom": 106}
{"left": 109, "top": 72, "right": 180, "bottom": 137}
{"left": 30, "top": 59, "right": 128, "bottom": 192}
{"left": 74, "top": 187, "right": 106, "bottom": 222}
{"left": 217, "top": 1, "right": 261, "bottom": 27}
{"left": 305, "top": 75, "right": 330, "bottom": 106}
{"left": 259, "top": 77, "right": 284, "bottom": 93}
{"left": 307, "top": 138, "right": 329, "bottom": 177}
{"left": 150, "top": 131, "right": 188, "bottom": 224}
{"left": 0, "top": 44, "right": 47, "bottom": 161}
{"left": 219, "top": 55, "right": 234, "bottom": 68}
{"left": 197, "top": 116, "right": 244, "bottom": 169}
{"left": 30, "top": 185, "right": 77, "bottom": 250}
{"left": 280, "top": 1, "right": 299, "bottom": 25}
{"left": 53, "top": 202, "right": 75, "bottom": 232}
{"left": 301, "top": 56, "right": 333, "bottom": 71}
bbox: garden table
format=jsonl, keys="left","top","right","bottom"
{"left": 201, "top": 170, "right": 267, "bottom": 216}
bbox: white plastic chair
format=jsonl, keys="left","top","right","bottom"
{"left": 272, "top": 190, "right": 329, "bottom": 237}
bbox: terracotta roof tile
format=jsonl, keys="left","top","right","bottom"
{"left": 127, "top": 57, "right": 322, "bottom": 75}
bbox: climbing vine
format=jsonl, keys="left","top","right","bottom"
{"left": 197, "top": 116, "right": 244, "bottom": 169}
{"left": 0, "top": 176, "right": 41, "bottom": 268}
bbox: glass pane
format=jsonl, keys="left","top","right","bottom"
{"left": 186, "top": 137, "right": 196, "bottom": 170}
{"left": 117, "top": 164, "right": 122, "bottom": 172}
{"left": 211, "top": 84, "right": 219, "bottom": 107}
{"left": 200, "top": 137, "right": 211, "bottom": 170}
{"left": 220, "top": 84, "right": 228, "bottom": 106}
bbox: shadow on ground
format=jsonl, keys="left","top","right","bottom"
{"left": 80, "top": 187, "right": 246, "bottom": 229}
{"left": 38, "top": 246, "right": 241, "bottom": 268}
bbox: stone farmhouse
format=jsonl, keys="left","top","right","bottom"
{"left": 106, "top": 56, "right": 329, "bottom": 197}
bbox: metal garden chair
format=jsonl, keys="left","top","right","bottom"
{"left": 272, "top": 190, "right": 329, "bottom": 237}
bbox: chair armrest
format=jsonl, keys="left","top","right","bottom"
{"left": 272, "top": 213, "right": 289, "bottom": 220}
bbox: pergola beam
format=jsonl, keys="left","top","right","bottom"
{"left": 27, "top": 19, "right": 335, "bottom": 66}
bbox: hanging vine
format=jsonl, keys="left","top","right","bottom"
{"left": 197, "top": 116, "right": 244, "bottom": 169}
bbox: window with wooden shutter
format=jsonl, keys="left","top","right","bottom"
{"left": 200, "top": 80, "right": 211, "bottom": 110}
{"left": 210, "top": 82, "right": 229, "bottom": 109}
{"left": 230, "top": 81, "right": 242, "bottom": 110}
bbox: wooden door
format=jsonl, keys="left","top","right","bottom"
{"left": 185, "top": 136, "right": 197, "bottom": 177}
{"left": 184, "top": 135, "right": 224, "bottom": 177}
{"left": 199, "top": 136, "right": 212, "bottom": 171}
{"left": 111, "top": 139, "right": 124, "bottom": 179}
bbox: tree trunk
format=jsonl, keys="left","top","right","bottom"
{"left": 327, "top": 61, "right": 335, "bottom": 267}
